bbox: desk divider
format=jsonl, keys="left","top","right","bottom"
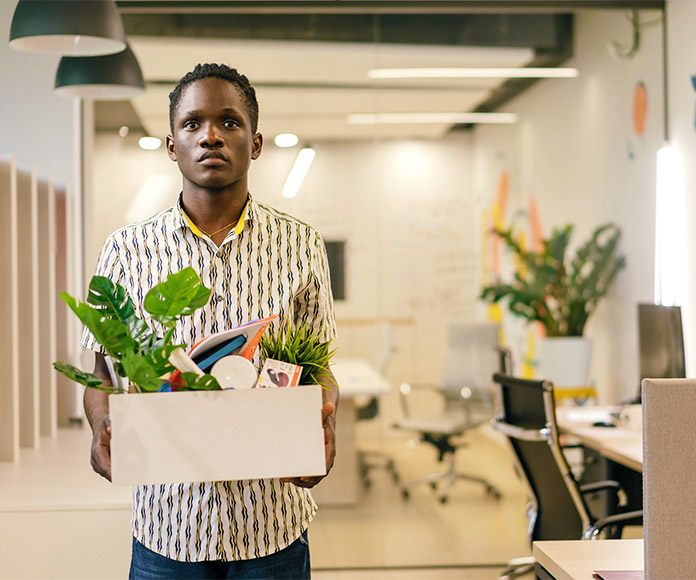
{"left": 642, "top": 377, "right": 696, "bottom": 579}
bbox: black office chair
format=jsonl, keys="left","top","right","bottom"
{"left": 491, "top": 373, "right": 643, "bottom": 580}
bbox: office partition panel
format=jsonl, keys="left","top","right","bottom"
{"left": 17, "top": 168, "right": 40, "bottom": 449}
{"left": 0, "top": 155, "right": 19, "bottom": 461}
{"left": 37, "top": 179, "right": 57, "bottom": 437}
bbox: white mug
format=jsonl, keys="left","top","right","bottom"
{"left": 619, "top": 404, "right": 643, "bottom": 431}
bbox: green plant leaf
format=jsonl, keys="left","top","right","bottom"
{"left": 259, "top": 322, "right": 336, "bottom": 386}
{"left": 52, "top": 361, "right": 107, "bottom": 390}
{"left": 120, "top": 351, "right": 163, "bottom": 392}
{"left": 87, "top": 276, "right": 136, "bottom": 326}
{"left": 180, "top": 372, "right": 220, "bottom": 391}
{"left": 480, "top": 222, "right": 625, "bottom": 336}
{"left": 143, "top": 267, "right": 211, "bottom": 324}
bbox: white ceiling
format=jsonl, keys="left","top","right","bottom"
{"left": 128, "top": 36, "right": 536, "bottom": 142}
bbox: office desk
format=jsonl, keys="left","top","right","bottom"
{"left": 556, "top": 407, "right": 642, "bottom": 473}
{"left": 311, "top": 358, "right": 391, "bottom": 506}
{"left": 533, "top": 539, "right": 643, "bottom": 580}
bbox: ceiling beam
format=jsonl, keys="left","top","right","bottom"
{"left": 117, "top": 1, "right": 664, "bottom": 14}
{"left": 122, "top": 13, "right": 572, "bottom": 48}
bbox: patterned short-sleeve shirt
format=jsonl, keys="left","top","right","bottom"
{"left": 81, "top": 193, "right": 336, "bottom": 562}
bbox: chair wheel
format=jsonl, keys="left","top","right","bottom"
{"left": 401, "top": 488, "right": 410, "bottom": 500}
{"left": 429, "top": 482, "right": 438, "bottom": 491}
{"left": 439, "top": 495, "right": 448, "bottom": 504}
{"left": 487, "top": 486, "right": 502, "bottom": 500}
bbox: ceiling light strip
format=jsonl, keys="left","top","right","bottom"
{"left": 368, "top": 68, "right": 579, "bottom": 79}
{"left": 347, "top": 112, "right": 518, "bottom": 125}
{"left": 282, "top": 146, "right": 316, "bottom": 198}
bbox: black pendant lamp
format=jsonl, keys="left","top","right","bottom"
{"left": 9, "top": 0, "right": 126, "bottom": 56}
{"left": 54, "top": 44, "right": 145, "bottom": 100}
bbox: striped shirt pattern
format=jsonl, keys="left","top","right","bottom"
{"left": 82, "top": 194, "right": 336, "bottom": 562}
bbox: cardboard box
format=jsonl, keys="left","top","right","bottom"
{"left": 109, "top": 386, "right": 326, "bottom": 486}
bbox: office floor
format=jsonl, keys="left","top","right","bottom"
{"left": 310, "top": 425, "right": 532, "bottom": 579}
{"left": 0, "top": 423, "right": 532, "bottom": 579}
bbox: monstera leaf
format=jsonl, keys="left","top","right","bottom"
{"left": 144, "top": 267, "right": 211, "bottom": 326}
{"left": 54, "top": 268, "right": 219, "bottom": 393}
{"left": 87, "top": 276, "right": 136, "bottom": 326}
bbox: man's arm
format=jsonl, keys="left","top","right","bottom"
{"left": 281, "top": 366, "right": 339, "bottom": 489}
{"left": 84, "top": 353, "right": 114, "bottom": 481}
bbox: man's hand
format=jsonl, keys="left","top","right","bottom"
{"left": 90, "top": 415, "right": 112, "bottom": 482}
{"left": 281, "top": 401, "right": 336, "bottom": 488}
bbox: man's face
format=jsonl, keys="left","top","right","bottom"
{"left": 166, "top": 77, "right": 262, "bottom": 193}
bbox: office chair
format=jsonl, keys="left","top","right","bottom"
{"left": 355, "top": 323, "right": 400, "bottom": 489}
{"left": 395, "top": 323, "right": 504, "bottom": 503}
{"left": 491, "top": 373, "right": 643, "bottom": 580}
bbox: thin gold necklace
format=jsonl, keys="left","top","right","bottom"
{"left": 199, "top": 220, "right": 238, "bottom": 238}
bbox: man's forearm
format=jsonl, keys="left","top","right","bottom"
{"left": 84, "top": 353, "right": 113, "bottom": 431}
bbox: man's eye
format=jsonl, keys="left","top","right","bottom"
{"left": 184, "top": 121, "right": 199, "bottom": 130}
{"left": 224, "top": 119, "right": 240, "bottom": 128}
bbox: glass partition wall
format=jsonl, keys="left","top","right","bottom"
{"left": 85, "top": 6, "right": 664, "bottom": 571}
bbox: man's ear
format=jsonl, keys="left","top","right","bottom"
{"left": 251, "top": 133, "right": 263, "bottom": 160}
{"left": 166, "top": 135, "right": 177, "bottom": 161}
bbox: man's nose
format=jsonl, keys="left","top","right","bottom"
{"left": 199, "top": 124, "right": 223, "bottom": 148}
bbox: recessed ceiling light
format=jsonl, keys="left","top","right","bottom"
{"left": 139, "top": 136, "right": 162, "bottom": 150}
{"left": 347, "top": 112, "right": 518, "bottom": 125}
{"left": 119, "top": 125, "right": 129, "bottom": 138}
{"left": 368, "top": 67, "right": 579, "bottom": 79}
{"left": 274, "top": 133, "right": 300, "bottom": 148}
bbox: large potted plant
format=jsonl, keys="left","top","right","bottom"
{"left": 480, "top": 222, "right": 626, "bottom": 387}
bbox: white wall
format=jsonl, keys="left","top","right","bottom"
{"left": 666, "top": 0, "right": 696, "bottom": 380}
{"left": 0, "top": 1, "right": 73, "bottom": 187}
{"left": 473, "top": 9, "right": 664, "bottom": 403}
{"left": 91, "top": 132, "right": 479, "bottom": 395}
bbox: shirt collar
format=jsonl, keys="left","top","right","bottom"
{"left": 173, "top": 192, "right": 258, "bottom": 238}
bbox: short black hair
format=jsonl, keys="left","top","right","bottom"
{"left": 168, "top": 63, "right": 259, "bottom": 133}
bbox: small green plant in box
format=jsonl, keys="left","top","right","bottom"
{"left": 54, "top": 267, "right": 220, "bottom": 392}
{"left": 259, "top": 323, "right": 337, "bottom": 386}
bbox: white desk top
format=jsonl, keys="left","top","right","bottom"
{"left": 556, "top": 407, "right": 643, "bottom": 473}
{"left": 330, "top": 358, "right": 391, "bottom": 398}
{"left": 533, "top": 539, "right": 643, "bottom": 580}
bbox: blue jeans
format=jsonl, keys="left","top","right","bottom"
{"left": 129, "top": 530, "right": 310, "bottom": 579}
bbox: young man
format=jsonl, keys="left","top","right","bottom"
{"left": 82, "top": 63, "right": 338, "bottom": 579}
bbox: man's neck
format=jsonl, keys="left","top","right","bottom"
{"left": 181, "top": 187, "right": 248, "bottom": 235}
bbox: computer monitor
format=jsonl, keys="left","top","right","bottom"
{"left": 637, "top": 303, "right": 686, "bottom": 400}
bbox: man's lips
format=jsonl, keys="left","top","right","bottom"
{"left": 199, "top": 151, "right": 227, "bottom": 163}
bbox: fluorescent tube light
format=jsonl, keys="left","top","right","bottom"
{"left": 655, "top": 143, "right": 686, "bottom": 306}
{"left": 368, "top": 67, "right": 579, "bottom": 79}
{"left": 347, "top": 112, "right": 518, "bottom": 125}
{"left": 282, "top": 146, "right": 315, "bottom": 199}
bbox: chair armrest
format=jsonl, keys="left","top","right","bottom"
{"left": 585, "top": 510, "right": 643, "bottom": 540}
{"left": 579, "top": 480, "right": 622, "bottom": 495}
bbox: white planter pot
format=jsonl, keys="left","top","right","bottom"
{"left": 537, "top": 336, "right": 593, "bottom": 388}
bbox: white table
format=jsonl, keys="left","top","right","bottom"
{"left": 556, "top": 407, "right": 643, "bottom": 473}
{"left": 533, "top": 539, "right": 643, "bottom": 580}
{"left": 311, "top": 358, "right": 392, "bottom": 505}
